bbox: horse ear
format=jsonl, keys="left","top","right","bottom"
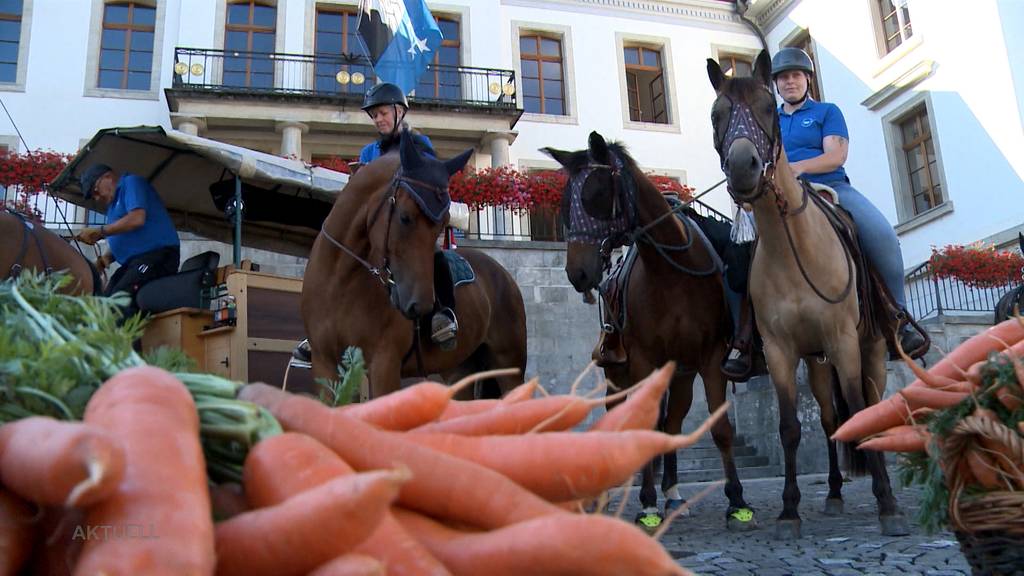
{"left": 707, "top": 58, "right": 726, "bottom": 91}
{"left": 540, "top": 147, "right": 574, "bottom": 168}
{"left": 444, "top": 148, "right": 473, "bottom": 177}
{"left": 399, "top": 128, "right": 426, "bottom": 172}
{"left": 587, "top": 131, "right": 610, "bottom": 163}
{"left": 752, "top": 49, "right": 773, "bottom": 88}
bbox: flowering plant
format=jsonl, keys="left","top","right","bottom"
{"left": 309, "top": 156, "right": 353, "bottom": 175}
{"left": 0, "top": 149, "right": 73, "bottom": 220}
{"left": 929, "top": 242, "right": 1024, "bottom": 288}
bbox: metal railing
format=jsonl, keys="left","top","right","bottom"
{"left": 171, "top": 47, "right": 517, "bottom": 110}
{"left": 904, "top": 261, "right": 1017, "bottom": 320}
{"left": 5, "top": 188, "right": 103, "bottom": 233}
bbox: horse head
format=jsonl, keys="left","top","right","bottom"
{"left": 707, "top": 49, "right": 780, "bottom": 203}
{"left": 542, "top": 131, "right": 637, "bottom": 293}
{"left": 367, "top": 129, "right": 472, "bottom": 320}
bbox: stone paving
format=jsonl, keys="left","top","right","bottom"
{"left": 613, "top": 472, "right": 972, "bottom": 575}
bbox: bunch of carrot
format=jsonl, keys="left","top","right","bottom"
{"left": 0, "top": 361, "right": 719, "bottom": 575}
{"left": 832, "top": 316, "right": 1024, "bottom": 493}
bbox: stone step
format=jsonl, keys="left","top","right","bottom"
{"left": 674, "top": 455, "right": 770, "bottom": 472}
{"left": 680, "top": 445, "right": 758, "bottom": 459}
{"left": 675, "top": 465, "right": 780, "bottom": 483}
{"left": 686, "top": 435, "right": 750, "bottom": 449}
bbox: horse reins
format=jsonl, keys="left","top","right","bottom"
{"left": 5, "top": 208, "right": 53, "bottom": 279}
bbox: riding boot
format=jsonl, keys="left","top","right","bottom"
{"left": 432, "top": 250, "right": 459, "bottom": 351}
{"left": 722, "top": 295, "right": 764, "bottom": 382}
{"left": 896, "top": 308, "right": 929, "bottom": 359}
{"left": 593, "top": 329, "right": 627, "bottom": 367}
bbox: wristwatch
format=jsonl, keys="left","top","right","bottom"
{"left": 99, "top": 225, "right": 107, "bottom": 238}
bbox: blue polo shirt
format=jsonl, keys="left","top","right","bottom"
{"left": 105, "top": 174, "right": 179, "bottom": 264}
{"left": 359, "top": 133, "right": 435, "bottom": 164}
{"left": 778, "top": 98, "right": 848, "bottom": 184}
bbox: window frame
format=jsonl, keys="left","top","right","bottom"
{"left": 97, "top": 1, "right": 157, "bottom": 91}
{"left": 778, "top": 29, "right": 823, "bottom": 101}
{"left": 511, "top": 21, "right": 577, "bottom": 125}
{"left": 223, "top": 0, "right": 277, "bottom": 88}
{"left": 415, "top": 13, "right": 461, "bottom": 101}
{"left": 615, "top": 32, "right": 678, "bottom": 133}
{"left": 0, "top": 0, "right": 29, "bottom": 91}
{"left": 871, "top": 0, "right": 914, "bottom": 57}
{"left": 518, "top": 33, "right": 565, "bottom": 116}
{"left": 85, "top": 0, "right": 165, "bottom": 99}
{"left": 312, "top": 4, "right": 371, "bottom": 95}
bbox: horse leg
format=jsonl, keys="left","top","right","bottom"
{"left": 701, "top": 350, "right": 755, "bottom": 531}
{"left": 660, "top": 366, "right": 695, "bottom": 519}
{"left": 805, "top": 357, "right": 844, "bottom": 516}
{"left": 764, "top": 340, "right": 803, "bottom": 540}
{"left": 367, "top": 352, "right": 403, "bottom": 398}
{"left": 862, "top": 339, "right": 908, "bottom": 536}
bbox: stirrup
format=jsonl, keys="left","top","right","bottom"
{"left": 289, "top": 339, "right": 312, "bottom": 369}
{"left": 431, "top": 309, "right": 458, "bottom": 350}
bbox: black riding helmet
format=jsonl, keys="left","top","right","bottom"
{"left": 771, "top": 47, "right": 814, "bottom": 103}
{"left": 361, "top": 82, "right": 408, "bottom": 111}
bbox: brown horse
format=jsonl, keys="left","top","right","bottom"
{"left": 1, "top": 208, "right": 98, "bottom": 295}
{"left": 544, "top": 133, "right": 754, "bottom": 532}
{"left": 707, "top": 50, "right": 908, "bottom": 539}
{"left": 302, "top": 131, "right": 527, "bottom": 399}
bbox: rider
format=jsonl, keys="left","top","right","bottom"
{"left": 75, "top": 163, "right": 180, "bottom": 320}
{"left": 721, "top": 47, "right": 927, "bottom": 380}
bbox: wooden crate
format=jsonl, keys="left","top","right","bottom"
{"left": 140, "top": 307, "right": 212, "bottom": 367}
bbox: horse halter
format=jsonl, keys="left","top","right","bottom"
{"left": 716, "top": 91, "right": 782, "bottom": 204}
{"left": 564, "top": 153, "right": 637, "bottom": 258}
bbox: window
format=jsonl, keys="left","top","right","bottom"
{"left": 719, "top": 54, "right": 752, "bottom": 78}
{"left": 415, "top": 16, "right": 460, "bottom": 101}
{"left": 0, "top": 0, "right": 22, "bottom": 83}
{"left": 224, "top": 0, "right": 275, "bottom": 88}
{"left": 897, "top": 106, "right": 942, "bottom": 215}
{"left": 876, "top": 0, "right": 912, "bottom": 54}
{"left": 519, "top": 34, "right": 565, "bottom": 115}
{"left": 624, "top": 45, "right": 667, "bottom": 124}
{"left": 98, "top": 2, "right": 155, "bottom": 90}
{"left": 314, "top": 7, "right": 371, "bottom": 95}
{"left": 786, "top": 32, "right": 822, "bottom": 100}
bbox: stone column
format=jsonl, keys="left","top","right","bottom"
{"left": 171, "top": 116, "right": 206, "bottom": 136}
{"left": 482, "top": 131, "right": 516, "bottom": 167}
{"left": 276, "top": 121, "right": 309, "bottom": 159}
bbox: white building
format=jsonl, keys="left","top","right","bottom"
{"left": 2, "top": 0, "right": 1021, "bottom": 272}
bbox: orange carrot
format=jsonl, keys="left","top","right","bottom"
{"left": 243, "top": 433, "right": 453, "bottom": 576}
{"left": 405, "top": 404, "right": 728, "bottom": 501}
{"left": 215, "top": 469, "right": 407, "bottom": 576}
{"left": 907, "top": 318, "right": 1024, "bottom": 388}
{"left": 342, "top": 377, "right": 475, "bottom": 431}
{"left": 898, "top": 386, "right": 969, "bottom": 411}
{"left": 209, "top": 483, "right": 248, "bottom": 522}
{"left": 75, "top": 367, "right": 215, "bottom": 576}
{"left": 239, "top": 384, "right": 566, "bottom": 529}
{"left": 0, "top": 417, "right": 125, "bottom": 508}
{"left": 833, "top": 392, "right": 912, "bottom": 442}
{"left": 308, "top": 554, "right": 385, "bottom": 576}
{"left": 501, "top": 378, "right": 538, "bottom": 403}
{"left": 590, "top": 363, "right": 674, "bottom": 432}
{"left": 858, "top": 425, "right": 930, "bottom": 453}
{"left": 414, "top": 395, "right": 598, "bottom": 435}
{"left": 437, "top": 399, "right": 500, "bottom": 421}
{"left": 0, "top": 487, "right": 34, "bottom": 576}
{"left": 393, "top": 508, "right": 690, "bottom": 576}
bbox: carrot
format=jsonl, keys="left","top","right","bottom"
{"left": 896, "top": 340, "right": 964, "bottom": 390}
{"left": 342, "top": 377, "right": 475, "bottom": 431}
{"left": 501, "top": 378, "right": 538, "bottom": 403}
{"left": 393, "top": 507, "right": 690, "bottom": 576}
{"left": 437, "top": 399, "right": 500, "bottom": 421}
{"left": 75, "top": 367, "right": 215, "bottom": 576}
{"left": 209, "top": 483, "right": 248, "bottom": 522}
{"left": 308, "top": 554, "right": 385, "bottom": 576}
{"left": 858, "top": 426, "right": 930, "bottom": 453}
{"left": 414, "top": 394, "right": 605, "bottom": 436}
{"left": 215, "top": 469, "right": 407, "bottom": 576}
{"left": 239, "top": 383, "right": 567, "bottom": 529}
{"left": 0, "top": 487, "right": 34, "bottom": 576}
{"left": 28, "top": 506, "right": 84, "bottom": 576}
{"left": 0, "top": 417, "right": 125, "bottom": 508}
{"left": 590, "top": 363, "right": 674, "bottom": 432}
{"left": 405, "top": 404, "right": 729, "bottom": 501}
{"left": 243, "top": 433, "right": 453, "bottom": 576}
{"left": 907, "top": 318, "right": 1024, "bottom": 388}
{"left": 898, "top": 386, "right": 969, "bottom": 411}
{"left": 833, "top": 392, "right": 912, "bottom": 442}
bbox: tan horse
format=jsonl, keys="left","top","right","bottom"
{"left": 707, "top": 51, "right": 908, "bottom": 539}
{"left": 1, "top": 209, "right": 98, "bottom": 295}
{"left": 302, "top": 131, "right": 527, "bottom": 398}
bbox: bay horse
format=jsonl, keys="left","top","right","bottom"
{"left": 543, "top": 133, "right": 755, "bottom": 532}
{"left": 993, "top": 233, "right": 1024, "bottom": 324}
{"left": 302, "top": 130, "right": 527, "bottom": 399}
{"left": 1, "top": 208, "right": 98, "bottom": 295}
{"left": 707, "top": 50, "right": 908, "bottom": 539}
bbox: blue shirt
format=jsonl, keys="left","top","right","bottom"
{"left": 359, "top": 133, "right": 435, "bottom": 164}
{"left": 778, "top": 98, "right": 848, "bottom": 184}
{"left": 105, "top": 174, "right": 179, "bottom": 264}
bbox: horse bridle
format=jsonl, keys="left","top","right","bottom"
{"left": 715, "top": 89, "right": 854, "bottom": 304}
{"left": 5, "top": 208, "right": 52, "bottom": 279}
{"left": 318, "top": 169, "right": 449, "bottom": 295}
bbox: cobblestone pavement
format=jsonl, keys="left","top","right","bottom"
{"left": 614, "top": 473, "right": 971, "bottom": 575}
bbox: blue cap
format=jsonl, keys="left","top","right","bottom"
{"left": 80, "top": 163, "right": 112, "bottom": 199}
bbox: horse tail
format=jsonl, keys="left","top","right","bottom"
{"left": 831, "top": 367, "right": 868, "bottom": 476}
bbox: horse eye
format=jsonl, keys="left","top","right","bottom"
{"left": 400, "top": 212, "right": 412, "bottom": 225}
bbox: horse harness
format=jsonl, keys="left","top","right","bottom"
{"left": 5, "top": 208, "right": 52, "bottom": 279}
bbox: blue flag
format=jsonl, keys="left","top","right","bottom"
{"left": 357, "top": 0, "right": 443, "bottom": 96}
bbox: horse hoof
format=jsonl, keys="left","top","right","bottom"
{"left": 634, "top": 508, "right": 663, "bottom": 535}
{"left": 880, "top": 514, "right": 910, "bottom": 537}
{"left": 774, "top": 519, "right": 801, "bottom": 540}
{"left": 823, "top": 498, "right": 844, "bottom": 516}
{"left": 663, "top": 498, "right": 689, "bottom": 518}
{"left": 726, "top": 507, "right": 757, "bottom": 532}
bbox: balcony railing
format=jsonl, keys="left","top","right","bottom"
{"left": 905, "top": 261, "right": 1017, "bottom": 320}
{"left": 171, "top": 47, "right": 517, "bottom": 110}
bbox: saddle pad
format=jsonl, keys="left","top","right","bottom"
{"left": 443, "top": 250, "right": 476, "bottom": 288}
{"left": 808, "top": 182, "right": 840, "bottom": 205}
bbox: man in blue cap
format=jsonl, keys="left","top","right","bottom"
{"left": 76, "top": 163, "right": 180, "bottom": 319}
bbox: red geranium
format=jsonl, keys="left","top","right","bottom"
{"left": 929, "top": 242, "right": 1024, "bottom": 288}
{"left": 0, "top": 149, "right": 73, "bottom": 220}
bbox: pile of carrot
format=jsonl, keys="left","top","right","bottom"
{"left": 0, "top": 361, "right": 718, "bottom": 575}
{"left": 832, "top": 316, "right": 1024, "bottom": 491}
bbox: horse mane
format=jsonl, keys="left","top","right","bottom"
{"left": 556, "top": 141, "right": 641, "bottom": 176}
